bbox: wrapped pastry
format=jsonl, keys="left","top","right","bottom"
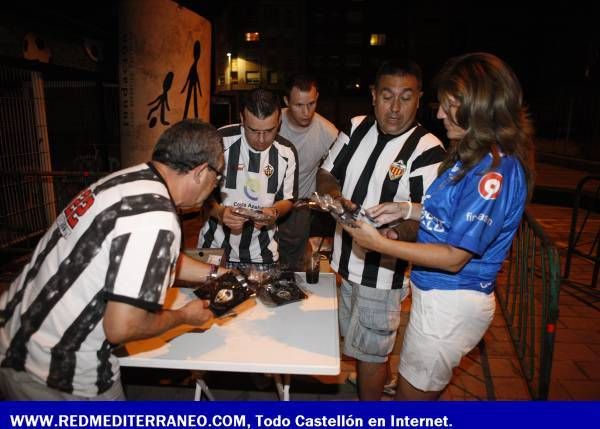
{"left": 194, "top": 271, "right": 256, "bottom": 317}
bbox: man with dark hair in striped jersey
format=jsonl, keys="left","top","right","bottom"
{"left": 317, "top": 59, "right": 446, "bottom": 400}
{"left": 199, "top": 88, "right": 298, "bottom": 272}
{"left": 0, "top": 119, "right": 226, "bottom": 400}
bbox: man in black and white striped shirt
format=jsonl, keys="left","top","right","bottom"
{"left": 199, "top": 89, "right": 298, "bottom": 270}
{"left": 0, "top": 120, "right": 226, "bottom": 399}
{"left": 317, "top": 59, "right": 446, "bottom": 400}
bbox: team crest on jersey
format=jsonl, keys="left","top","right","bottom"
{"left": 388, "top": 160, "right": 406, "bottom": 180}
{"left": 263, "top": 163, "right": 274, "bottom": 178}
{"left": 237, "top": 163, "right": 245, "bottom": 171}
{"left": 478, "top": 172, "right": 503, "bottom": 200}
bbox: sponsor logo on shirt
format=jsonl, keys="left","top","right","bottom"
{"left": 480, "top": 281, "right": 493, "bottom": 289}
{"left": 234, "top": 201, "right": 261, "bottom": 210}
{"left": 421, "top": 208, "right": 446, "bottom": 233}
{"left": 243, "top": 177, "right": 261, "bottom": 201}
{"left": 466, "top": 211, "right": 493, "bottom": 226}
{"left": 478, "top": 172, "right": 503, "bottom": 200}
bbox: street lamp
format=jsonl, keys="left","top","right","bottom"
{"left": 227, "top": 52, "right": 232, "bottom": 90}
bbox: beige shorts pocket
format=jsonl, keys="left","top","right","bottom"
{"left": 352, "top": 307, "right": 400, "bottom": 357}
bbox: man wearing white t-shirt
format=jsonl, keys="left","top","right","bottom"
{"left": 278, "top": 74, "right": 338, "bottom": 271}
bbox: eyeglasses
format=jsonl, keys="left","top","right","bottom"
{"left": 207, "top": 164, "right": 223, "bottom": 182}
{"left": 243, "top": 124, "right": 278, "bottom": 137}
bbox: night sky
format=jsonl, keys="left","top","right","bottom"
{"left": 10, "top": 1, "right": 598, "bottom": 93}
{"left": 7, "top": 0, "right": 598, "bottom": 147}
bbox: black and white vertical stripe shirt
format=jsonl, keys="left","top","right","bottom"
{"left": 0, "top": 163, "right": 180, "bottom": 397}
{"left": 199, "top": 124, "right": 298, "bottom": 264}
{"left": 321, "top": 115, "right": 446, "bottom": 289}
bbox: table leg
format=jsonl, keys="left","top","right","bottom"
{"left": 273, "top": 374, "right": 291, "bottom": 401}
{"left": 194, "top": 378, "right": 215, "bottom": 401}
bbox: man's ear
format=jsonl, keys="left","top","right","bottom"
{"left": 193, "top": 163, "right": 207, "bottom": 184}
{"left": 370, "top": 86, "right": 377, "bottom": 106}
{"left": 283, "top": 96, "right": 289, "bottom": 107}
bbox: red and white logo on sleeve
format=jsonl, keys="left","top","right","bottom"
{"left": 478, "top": 172, "right": 503, "bottom": 200}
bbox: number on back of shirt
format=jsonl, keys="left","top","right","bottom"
{"left": 63, "top": 188, "right": 95, "bottom": 228}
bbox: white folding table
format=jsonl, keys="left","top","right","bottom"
{"left": 118, "top": 273, "right": 340, "bottom": 400}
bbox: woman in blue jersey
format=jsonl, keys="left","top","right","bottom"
{"left": 342, "top": 52, "right": 534, "bottom": 400}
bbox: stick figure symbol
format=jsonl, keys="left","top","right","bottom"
{"left": 147, "top": 71, "right": 174, "bottom": 128}
{"left": 181, "top": 40, "right": 202, "bottom": 119}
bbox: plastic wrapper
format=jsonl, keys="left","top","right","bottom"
{"left": 305, "top": 192, "right": 378, "bottom": 228}
{"left": 255, "top": 271, "right": 310, "bottom": 307}
{"left": 193, "top": 271, "right": 256, "bottom": 317}
{"left": 194, "top": 267, "right": 310, "bottom": 316}
{"left": 231, "top": 207, "right": 275, "bottom": 223}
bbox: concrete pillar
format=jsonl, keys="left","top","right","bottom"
{"left": 118, "top": 0, "right": 212, "bottom": 167}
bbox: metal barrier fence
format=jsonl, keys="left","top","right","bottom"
{"left": 0, "top": 62, "right": 120, "bottom": 254}
{"left": 0, "top": 171, "right": 104, "bottom": 252}
{"left": 563, "top": 175, "right": 600, "bottom": 292}
{"left": 495, "top": 209, "right": 561, "bottom": 400}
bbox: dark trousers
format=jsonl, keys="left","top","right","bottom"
{"left": 277, "top": 207, "right": 311, "bottom": 272}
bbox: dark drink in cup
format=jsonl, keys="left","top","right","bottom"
{"left": 305, "top": 252, "right": 320, "bottom": 284}
{"left": 306, "top": 269, "right": 319, "bottom": 283}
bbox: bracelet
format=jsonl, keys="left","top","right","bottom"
{"left": 208, "top": 264, "right": 219, "bottom": 278}
{"left": 403, "top": 201, "right": 413, "bottom": 220}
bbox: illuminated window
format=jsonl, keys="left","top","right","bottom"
{"left": 370, "top": 34, "right": 386, "bottom": 46}
{"left": 245, "top": 32, "right": 260, "bottom": 42}
{"left": 246, "top": 71, "right": 261, "bottom": 84}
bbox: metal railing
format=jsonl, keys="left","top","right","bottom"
{"left": 495, "top": 209, "right": 561, "bottom": 400}
{"left": 0, "top": 171, "right": 104, "bottom": 252}
{"left": 563, "top": 175, "right": 600, "bottom": 292}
